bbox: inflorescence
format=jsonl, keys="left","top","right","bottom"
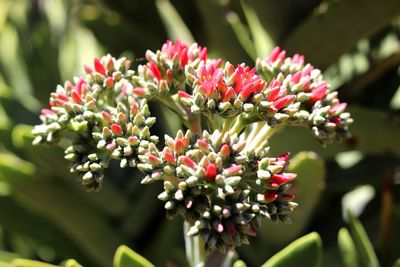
{"left": 33, "top": 40, "right": 352, "bottom": 251}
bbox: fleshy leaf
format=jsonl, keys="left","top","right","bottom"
{"left": 10, "top": 259, "right": 58, "bottom": 267}
{"left": 338, "top": 227, "right": 359, "bottom": 267}
{"left": 113, "top": 245, "right": 155, "bottom": 267}
{"left": 261, "top": 232, "right": 323, "bottom": 267}
{"left": 347, "top": 212, "right": 380, "bottom": 267}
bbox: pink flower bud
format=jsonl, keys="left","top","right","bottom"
{"left": 219, "top": 144, "right": 230, "bottom": 159}
{"left": 309, "top": 83, "right": 327, "bottom": 103}
{"left": 94, "top": 57, "right": 106, "bottom": 76}
{"left": 276, "top": 152, "right": 290, "bottom": 163}
{"left": 221, "top": 87, "right": 235, "bottom": 102}
{"left": 267, "top": 47, "right": 281, "bottom": 63}
{"left": 84, "top": 64, "right": 93, "bottom": 74}
{"left": 128, "top": 136, "right": 139, "bottom": 146}
{"left": 148, "top": 154, "right": 161, "bottom": 165}
{"left": 199, "top": 47, "right": 208, "bottom": 61}
{"left": 178, "top": 90, "right": 192, "bottom": 99}
{"left": 291, "top": 71, "right": 301, "bottom": 84}
{"left": 164, "top": 151, "right": 176, "bottom": 165}
{"left": 106, "top": 142, "right": 116, "bottom": 150}
{"left": 272, "top": 95, "right": 295, "bottom": 110}
{"left": 224, "top": 165, "right": 241, "bottom": 176}
{"left": 277, "top": 50, "right": 286, "bottom": 62}
{"left": 102, "top": 111, "right": 113, "bottom": 123}
{"left": 148, "top": 62, "right": 162, "bottom": 81}
{"left": 301, "top": 64, "right": 313, "bottom": 77}
{"left": 328, "top": 102, "right": 347, "bottom": 116}
{"left": 41, "top": 109, "right": 55, "bottom": 116}
{"left": 214, "top": 222, "right": 224, "bottom": 233}
{"left": 132, "top": 87, "right": 146, "bottom": 97}
{"left": 130, "top": 102, "right": 139, "bottom": 115}
{"left": 174, "top": 139, "right": 185, "bottom": 155}
{"left": 76, "top": 77, "right": 86, "bottom": 95}
{"left": 104, "top": 77, "right": 114, "bottom": 88}
{"left": 270, "top": 173, "right": 297, "bottom": 185}
{"left": 180, "top": 47, "right": 188, "bottom": 67}
{"left": 197, "top": 139, "right": 209, "bottom": 150}
{"left": 71, "top": 90, "right": 83, "bottom": 104}
{"left": 182, "top": 156, "right": 196, "bottom": 169}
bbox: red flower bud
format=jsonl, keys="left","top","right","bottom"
{"left": 148, "top": 62, "right": 162, "bottom": 81}
{"left": 94, "top": 57, "right": 106, "bottom": 76}
{"left": 71, "top": 91, "right": 83, "bottom": 104}
{"left": 111, "top": 124, "right": 123, "bottom": 135}
{"left": 270, "top": 173, "right": 297, "bottom": 185}
{"left": 263, "top": 192, "right": 278, "bottom": 202}
{"left": 227, "top": 222, "right": 237, "bottom": 236}
{"left": 272, "top": 95, "right": 295, "bottom": 110}
{"left": 205, "top": 163, "right": 217, "bottom": 182}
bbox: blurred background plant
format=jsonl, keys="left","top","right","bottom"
{"left": 0, "top": 0, "right": 399, "bottom": 266}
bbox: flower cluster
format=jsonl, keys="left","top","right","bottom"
{"left": 139, "top": 129, "right": 296, "bottom": 251}
{"left": 33, "top": 40, "right": 352, "bottom": 251}
{"left": 32, "top": 55, "right": 157, "bottom": 189}
{"left": 131, "top": 40, "right": 207, "bottom": 97}
{"left": 256, "top": 47, "right": 352, "bottom": 143}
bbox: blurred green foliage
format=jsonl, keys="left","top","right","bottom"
{"left": 0, "top": 0, "right": 399, "bottom": 266}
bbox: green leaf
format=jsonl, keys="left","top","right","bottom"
{"left": 0, "top": 250, "right": 19, "bottom": 262}
{"left": 155, "top": 0, "right": 194, "bottom": 43}
{"left": 260, "top": 152, "right": 325, "bottom": 245}
{"left": 225, "top": 12, "right": 256, "bottom": 60}
{"left": 0, "top": 23, "right": 40, "bottom": 111}
{"left": 195, "top": 0, "right": 251, "bottom": 64}
{"left": 283, "top": 0, "right": 400, "bottom": 69}
{"left": 261, "top": 232, "right": 323, "bottom": 267}
{"left": 269, "top": 106, "right": 400, "bottom": 157}
{"left": 0, "top": 262, "right": 12, "bottom": 267}
{"left": 347, "top": 213, "right": 380, "bottom": 267}
{"left": 233, "top": 260, "right": 247, "bottom": 267}
{"left": 10, "top": 259, "right": 58, "bottom": 267}
{"left": 113, "top": 245, "right": 154, "bottom": 267}
{"left": 0, "top": 195, "right": 90, "bottom": 264}
{"left": 338, "top": 228, "right": 359, "bottom": 267}
{"left": 393, "top": 259, "right": 400, "bottom": 267}
{"left": 58, "top": 24, "right": 102, "bottom": 82}
{"left": 240, "top": 0, "right": 274, "bottom": 58}
{"left": 60, "top": 259, "right": 82, "bottom": 267}
{"left": 0, "top": 152, "right": 122, "bottom": 267}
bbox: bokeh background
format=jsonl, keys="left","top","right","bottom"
{"left": 0, "top": 0, "right": 400, "bottom": 266}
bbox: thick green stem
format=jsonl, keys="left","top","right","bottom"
{"left": 184, "top": 222, "right": 207, "bottom": 267}
{"left": 188, "top": 114, "right": 202, "bottom": 134}
{"left": 229, "top": 114, "right": 247, "bottom": 136}
{"left": 245, "top": 123, "right": 278, "bottom": 153}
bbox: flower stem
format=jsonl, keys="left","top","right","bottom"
{"left": 244, "top": 123, "right": 278, "bottom": 153}
{"left": 229, "top": 114, "right": 247, "bottom": 136}
{"left": 184, "top": 222, "right": 207, "bottom": 267}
